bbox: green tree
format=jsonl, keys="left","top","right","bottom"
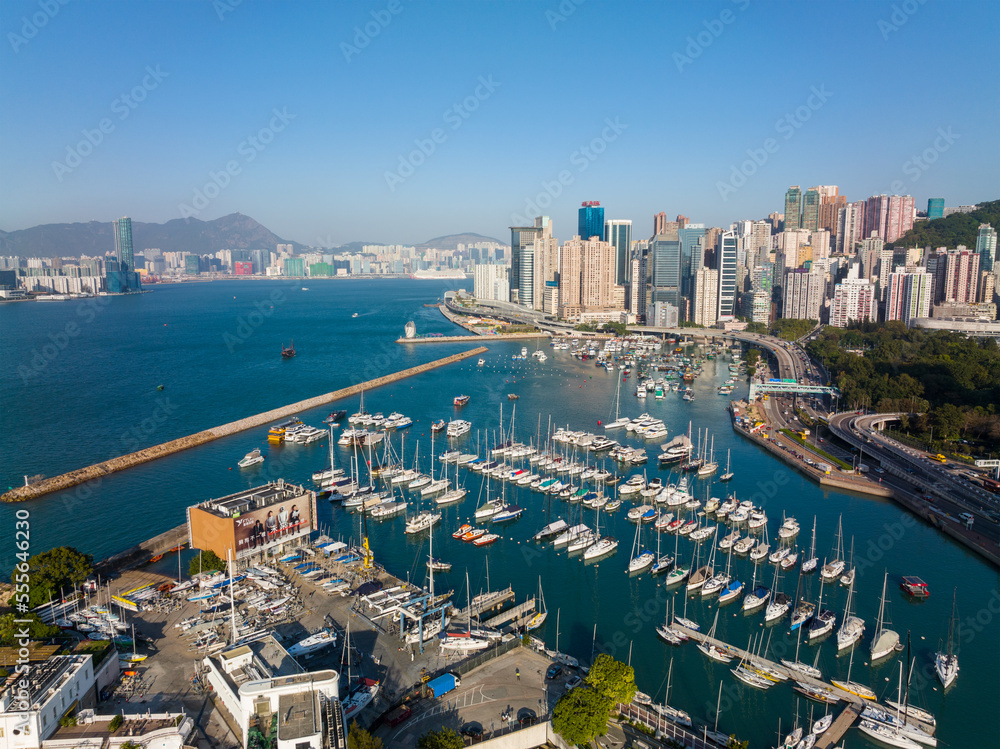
{"left": 188, "top": 550, "right": 226, "bottom": 576}
{"left": 551, "top": 686, "right": 612, "bottom": 744}
{"left": 727, "top": 738, "right": 750, "bottom": 749}
{"left": 0, "top": 613, "right": 62, "bottom": 646}
{"left": 584, "top": 653, "right": 637, "bottom": 705}
{"left": 416, "top": 727, "right": 464, "bottom": 749}
{"left": 348, "top": 721, "right": 383, "bottom": 749}
{"left": 108, "top": 715, "right": 123, "bottom": 732}
{"left": 11, "top": 546, "right": 93, "bottom": 609}
{"left": 600, "top": 321, "right": 628, "bottom": 336}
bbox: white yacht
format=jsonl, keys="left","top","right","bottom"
{"left": 447, "top": 419, "right": 472, "bottom": 438}
{"left": 404, "top": 511, "right": 441, "bottom": 534}
{"left": 238, "top": 448, "right": 264, "bottom": 468}
{"left": 287, "top": 629, "right": 336, "bottom": 657}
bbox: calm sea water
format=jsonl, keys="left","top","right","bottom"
{"left": 1, "top": 280, "right": 997, "bottom": 747}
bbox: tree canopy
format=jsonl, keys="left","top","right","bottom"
{"left": 0, "top": 612, "right": 62, "bottom": 646}
{"left": 416, "top": 728, "right": 464, "bottom": 749}
{"left": 188, "top": 549, "right": 226, "bottom": 576}
{"left": 889, "top": 199, "right": 999, "bottom": 250}
{"left": 348, "top": 721, "right": 382, "bottom": 749}
{"left": 585, "top": 653, "right": 637, "bottom": 706}
{"left": 552, "top": 686, "right": 612, "bottom": 745}
{"left": 808, "top": 323, "right": 1000, "bottom": 450}
{"left": 11, "top": 546, "right": 93, "bottom": 608}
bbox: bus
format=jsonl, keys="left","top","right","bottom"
{"left": 932, "top": 454, "right": 948, "bottom": 463}
{"left": 983, "top": 477, "right": 1000, "bottom": 494}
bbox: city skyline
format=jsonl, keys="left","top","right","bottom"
{"left": 2, "top": 0, "right": 997, "bottom": 246}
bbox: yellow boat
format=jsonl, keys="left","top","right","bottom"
{"left": 830, "top": 679, "right": 877, "bottom": 700}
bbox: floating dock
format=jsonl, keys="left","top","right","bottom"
{"left": 396, "top": 333, "right": 551, "bottom": 344}
{"left": 2, "top": 347, "right": 487, "bottom": 503}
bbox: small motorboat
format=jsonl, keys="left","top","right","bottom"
{"left": 453, "top": 395, "right": 470, "bottom": 406}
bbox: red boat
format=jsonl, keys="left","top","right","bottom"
{"left": 452, "top": 524, "right": 472, "bottom": 539}
{"left": 462, "top": 528, "right": 486, "bottom": 542}
{"left": 900, "top": 576, "right": 930, "bottom": 598}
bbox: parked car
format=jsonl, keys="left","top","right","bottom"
{"left": 545, "top": 664, "right": 563, "bottom": 680}
{"left": 565, "top": 675, "right": 582, "bottom": 690}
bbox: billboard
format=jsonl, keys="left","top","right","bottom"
{"left": 232, "top": 498, "right": 312, "bottom": 559}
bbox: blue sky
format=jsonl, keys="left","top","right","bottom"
{"left": 2, "top": 0, "right": 997, "bottom": 247}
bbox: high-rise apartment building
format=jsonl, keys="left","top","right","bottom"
{"left": 836, "top": 201, "right": 866, "bottom": 254}
{"left": 716, "top": 230, "right": 738, "bottom": 318}
{"left": 802, "top": 188, "right": 820, "bottom": 231}
{"left": 605, "top": 219, "right": 632, "bottom": 286}
{"left": 941, "top": 249, "right": 980, "bottom": 305}
{"left": 653, "top": 212, "right": 668, "bottom": 237}
{"left": 509, "top": 216, "right": 551, "bottom": 304}
{"left": 473, "top": 263, "right": 510, "bottom": 303}
{"left": 782, "top": 269, "right": 823, "bottom": 321}
{"left": 557, "top": 236, "right": 623, "bottom": 320}
{"left": 829, "top": 278, "right": 876, "bottom": 327}
{"left": 693, "top": 267, "right": 718, "bottom": 327}
{"left": 976, "top": 223, "right": 997, "bottom": 273}
{"left": 578, "top": 202, "right": 604, "bottom": 241}
{"left": 784, "top": 186, "right": 803, "bottom": 230}
{"left": 978, "top": 270, "right": 996, "bottom": 305}
{"left": 864, "top": 194, "right": 914, "bottom": 243}
{"left": 927, "top": 198, "right": 945, "bottom": 220}
{"left": 532, "top": 236, "right": 560, "bottom": 311}
{"left": 885, "top": 268, "right": 931, "bottom": 325}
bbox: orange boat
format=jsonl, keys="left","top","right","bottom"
{"left": 150, "top": 554, "right": 163, "bottom": 562}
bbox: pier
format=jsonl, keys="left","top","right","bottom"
{"left": 480, "top": 597, "right": 536, "bottom": 629}
{"left": 2, "top": 347, "right": 488, "bottom": 503}
{"left": 396, "top": 332, "right": 551, "bottom": 344}
{"left": 458, "top": 586, "right": 515, "bottom": 619}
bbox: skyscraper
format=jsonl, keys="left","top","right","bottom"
{"left": 802, "top": 188, "right": 820, "bottom": 231}
{"left": 678, "top": 224, "right": 706, "bottom": 301}
{"left": 557, "top": 236, "right": 623, "bottom": 320}
{"left": 628, "top": 249, "right": 648, "bottom": 320}
{"left": 864, "top": 194, "right": 914, "bottom": 243}
{"left": 605, "top": 219, "right": 632, "bottom": 286}
{"left": 650, "top": 231, "right": 682, "bottom": 314}
{"left": 473, "top": 263, "right": 510, "bottom": 302}
{"left": 509, "top": 216, "right": 551, "bottom": 304}
{"left": 976, "top": 223, "right": 997, "bottom": 273}
{"left": 784, "top": 186, "right": 803, "bottom": 230}
{"left": 829, "top": 279, "right": 876, "bottom": 327}
{"left": 885, "top": 268, "right": 931, "bottom": 325}
{"left": 578, "top": 202, "right": 604, "bottom": 241}
{"left": 532, "top": 235, "right": 560, "bottom": 311}
{"left": 927, "top": 198, "right": 945, "bottom": 220}
{"left": 782, "top": 269, "right": 823, "bottom": 321}
{"left": 836, "top": 200, "right": 866, "bottom": 254}
{"left": 716, "top": 230, "right": 738, "bottom": 318}
{"left": 693, "top": 267, "right": 718, "bottom": 327}
{"left": 942, "top": 249, "right": 980, "bottom": 304}
{"left": 653, "top": 212, "right": 668, "bottom": 237}
{"left": 113, "top": 217, "right": 134, "bottom": 272}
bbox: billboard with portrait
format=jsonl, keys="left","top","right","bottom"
{"left": 232, "top": 496, "right": 312, "bottom": 558}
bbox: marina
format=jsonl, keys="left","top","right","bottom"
{"left": 2, "top": 280, "right": 996, "bottom": 748}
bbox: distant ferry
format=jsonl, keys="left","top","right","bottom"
{"left": 281, "top": 340, "right": 296, "bottom": 358}
{"left": 410, "top": 269, "right": 467, "bottom": 280}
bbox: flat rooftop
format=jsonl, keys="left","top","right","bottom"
{"left": 192, "top": 480, "right": 309, "bottom": 518}
{"left": 277, "top": 690, "right": 319, "bottom": 741}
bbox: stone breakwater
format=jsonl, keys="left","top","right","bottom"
{"left": 2, "top": 347, "right": 488, "bottom": 503}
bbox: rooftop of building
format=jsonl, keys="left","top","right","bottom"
{"left": 0, "top": 654, "right": 88, "bottom": 713}
{"left": 50, "top": 714, "right": 183, "bottom": 742}
{"left": 213, "top": 635, "right": 304, "bottom": 691}
{"left": 277, "top": 690, "right": 320, "bottom": 741}
{"left": 191, "top": 479, "right": 309, "bottom": 518}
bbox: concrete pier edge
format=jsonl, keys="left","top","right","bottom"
{"left": 2, "top": 346, "right": 488, "bottom": 503}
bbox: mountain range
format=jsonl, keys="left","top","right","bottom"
{"left": 0, "top": 215, "right": 507, "bottom": 258}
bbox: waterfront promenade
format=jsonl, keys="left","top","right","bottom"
{"left": 2, "top": 346, "right": 487, "bottom": 503}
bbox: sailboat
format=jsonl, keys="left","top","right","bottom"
{"left": 605, "top": 376, "right": 630, "bottom": 429}
{"left": 839, "top": 536, "right": 856, "bottom": 587}
{"left": 801, "top": 516, "right": 819, "bottom": 573}
{"left": 806, "top": 577, "right": 836, "bottom": 640}
{"left": 652, "top": 658, "right": 692, "bottom": 726}
{"left": 742, "top": 563, "right": 770, "bottom": 613}
{"left": 696, "top": 610, "right": 736, "bottom": 663}
{"left": 836, "top": 577, "right": 865, "bottom": 651}
{"left": 871, "top": 570, "right": 901, "bottom": 662}
{"left": 656, "top": 598, "right": 685, "bottom": 645}
{"left": 820, "top": 515, "right": 846, "bottom": 583}
{"left": 627, "top": 520, "right": 654, "bottom": 573}
{"left": 934, "top": 589, "right": 959, "bottom": 688}
{"left": 697, "top": 435, "right": 718, "bottom": 476}
{"left": 664, "top": 529, "right": 689, "bottom": 586}
{"left": 651, "top": 523, "right": 674, "bottom": 575}
{"left": 764, "top": 564, "right": 791, "bottom": 623}
{"left": 525, "top": 577, "right": 548, "bottom": 630}
{"left": 583, "top": 501, "right": 618, "bottom": 561}
{"left": 440, "top": 573, "right": 490, "bottom": 651}
{"left": 719, "top": 449, "right": 734, "bottom": 482}
{"left": 718, "top": 543, "right": 744, "bottom": 604}
{"left": 831, "top": 646, "right": 877, "bottom": 700}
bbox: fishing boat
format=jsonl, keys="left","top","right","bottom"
{"left": 281, "top": 340, "right": 296, "bottom": 358}
{"left": 934, "top": 589, "right": 959, "bottom": 689}
{"left": 238, "top": 448, "right": 264, "bottom": 468}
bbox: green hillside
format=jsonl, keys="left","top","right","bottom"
{"left": 890, "top": 199, "right": 999, "bottom": 249}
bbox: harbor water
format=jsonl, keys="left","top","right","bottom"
{"left": 2, "top": 279, "right": 997, "bottom": 747}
